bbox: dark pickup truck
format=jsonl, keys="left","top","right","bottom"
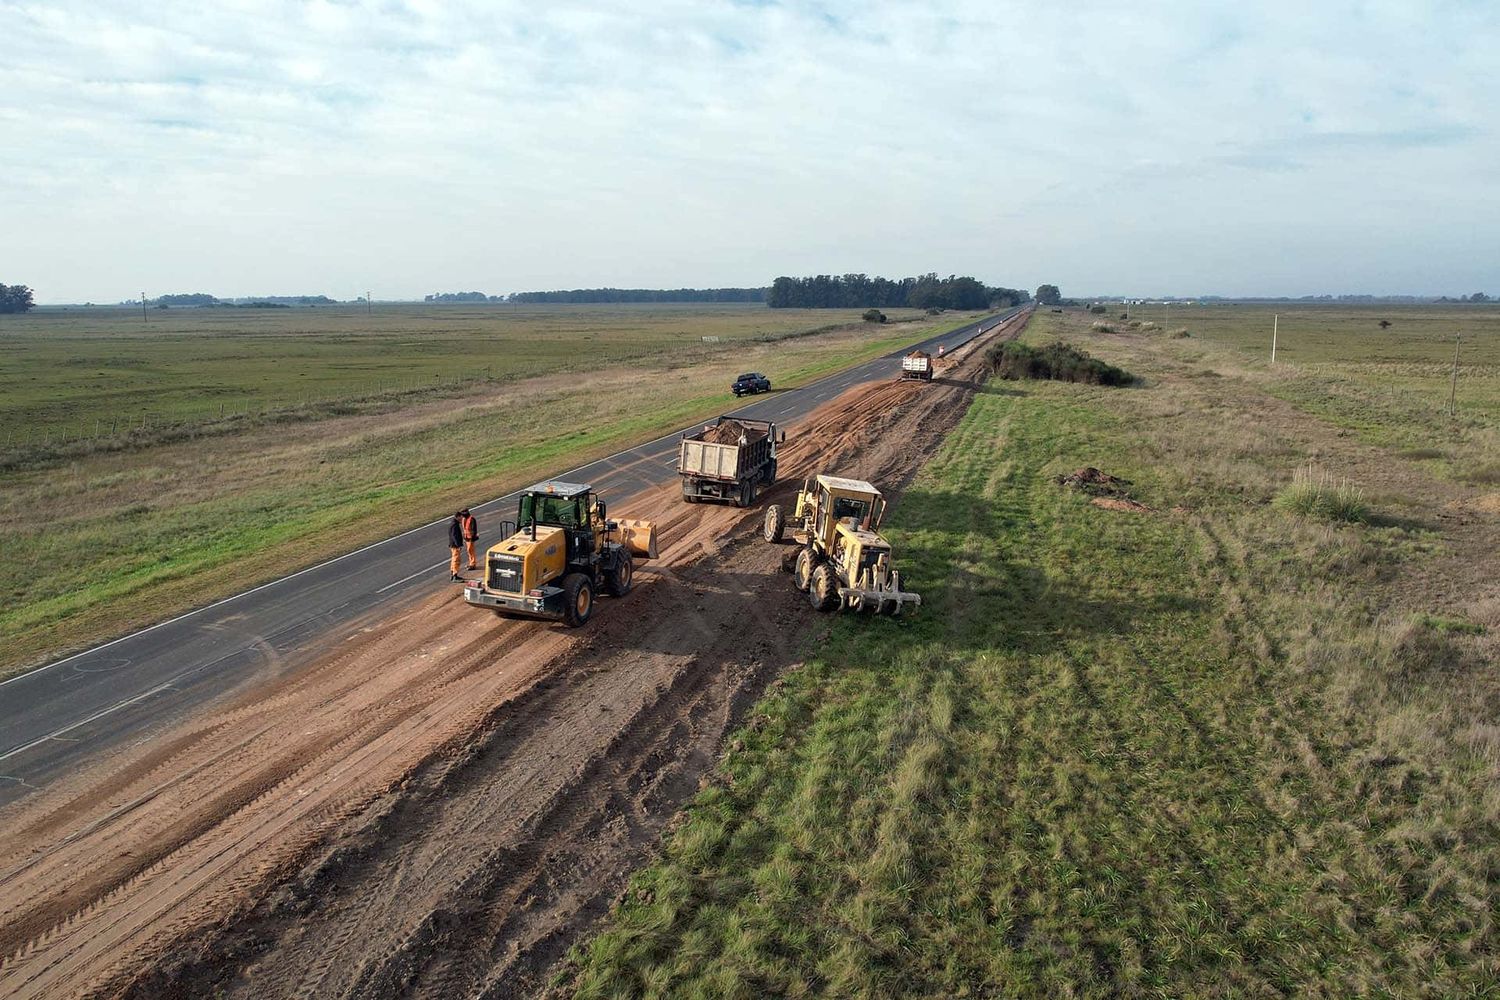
{"left": 731, "top": 372, "right": 771, "bottom": 396}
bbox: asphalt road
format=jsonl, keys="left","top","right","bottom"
{"left": 0, "top": 308, "right": 1022, "bottom": 804}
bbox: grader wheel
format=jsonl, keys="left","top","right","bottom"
{"left": 808, "top": 563, "right": 839, "bottom": 612}
{"left": 793, "top": 548, "right": 815, "bottom": 592}
{"left": 763, "top": 504, "right": 785, "bottom": 543}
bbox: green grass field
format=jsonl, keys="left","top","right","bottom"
{"left": 0, "top": 303, "right": 919, "bottom": 451}
{"left": 0, "top": 307, "right": 965, "bottom": 676}
{"left": 1158, "top": 303, "right": 1500, "bottom": 484}
{"left": 557, "top": 308, "right": 1500, "bottom": 997}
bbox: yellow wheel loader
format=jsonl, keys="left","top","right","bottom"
{"left": 762, "top": 474, "right": 921, "bottom": 615}
{"left": 462, "top": 481, "right": 657, "bottom": 627}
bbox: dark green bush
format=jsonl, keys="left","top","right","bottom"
{"left": 862, "top": 308, "right": 886, "bottom": 323}
{"left": 984, "top": 340, "right": 1134, "bottom": 386}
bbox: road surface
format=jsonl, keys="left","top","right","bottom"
{"left": 0, "top": 308, "right": 1021, "bottom": 804}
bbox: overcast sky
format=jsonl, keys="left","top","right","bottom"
{"left": 4, "top": 1, "right": 1497, "bottom": 303}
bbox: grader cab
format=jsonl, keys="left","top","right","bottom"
{"left": 762, "top": 474, "right": 921, "bottom": 615}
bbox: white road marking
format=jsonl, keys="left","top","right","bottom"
{"left": 375, "top": 561, "right": 451, "bottom": 594}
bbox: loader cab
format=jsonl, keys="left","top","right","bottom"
{"left": 517, "top": 481, "right": 598, "bottom": 561}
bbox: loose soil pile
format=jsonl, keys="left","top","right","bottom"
{"left": 696, "top": 419, "right": 764, "bottom": 445}
{"left": 1056, "top": 467, "right": 1154, "bottom": 513}
{"left": 1055, "top": 466, "right": 1131, "bottom": 496}
{"left": 0, "top": 315, "right": 1030, "bottom": 1000}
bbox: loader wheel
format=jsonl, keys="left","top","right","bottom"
{"left": 605, "top": 553, "right": 634, "bottom": 597}
{"left": 793, "top": 548, "right": 815, "bottom": 592}
{"left": 808, "top": 563, "right": 839, "bottom": 612}
{"left": 561, "top": 573, "right": 594, "bottom": 627}
{"left": 763, "top": 504, "right": 785, "bottom": 543}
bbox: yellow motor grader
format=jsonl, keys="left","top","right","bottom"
{"left": 762, "top": 474, "right": 921, "bottom": 615}
{"left": 463, "top": 481, "right": 657, "bottom": 627}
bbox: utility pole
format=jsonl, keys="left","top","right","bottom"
{"left": 1449, "top": 333, "right": 1461, "bottom": 417}
{"left": 1270, "top": 314, "right": 1278, "bottom": 364}
{"left": 366, "top": 291, "right": 372, "bottom": 316}
{"left": 142, "top": 291, "right": 149, "bottom": 324}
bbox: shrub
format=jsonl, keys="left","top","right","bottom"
{"left": 862, "top": 308, "right": 886, "bottom": 323}
{"left": 985, "top": 340, "right": 1134, "bottom": 386}
{"left": 1139, "top": 321, "right": 1159, "bottom": 331}
{"left": 1128, "top": 320, "right": 1142, "bottom": 329}
{"left": 1274, "top": 465, "right": 1368, "bottom": 523}
{"left": 1089, "top": 304, "right": 1107, "bottom": 315}
{"left": 1170, "top": 328, "right": 1191, "bottom": 338}
{"left": 1090, "top": 321, "right": 1119, "bottom": 333}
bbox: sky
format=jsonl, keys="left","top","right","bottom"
{"left": 3, "top": 0, "right": 1498, "bottom": 303}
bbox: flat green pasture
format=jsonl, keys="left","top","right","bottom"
{"left": 0, "top": 303, "right": 917, "bottom": 443}
{"left": 559, "top": 311, "right": 1500, "bottom": 997}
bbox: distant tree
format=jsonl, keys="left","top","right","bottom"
{"left": 1379, "top": 319, "right": 1392, "bottom": 329}
{"left": 1035, "top": 284, "right": 1062, "bottom": 306}
{"left": 154, "top": 292, "right": 219, "bottom": 306}
{"left": 1470, "top": 292, "right": 1491, "bottom": 302}
{"left": 0, "top": 283, "right": 36, "bottom": 314}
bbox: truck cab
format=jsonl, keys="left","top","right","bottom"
{"left": 731, "top": 372, "right": 771, "bottom": 396}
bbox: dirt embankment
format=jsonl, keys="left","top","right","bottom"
{"left": 0, "top": 313, "right": 1028, "bottom": 1000}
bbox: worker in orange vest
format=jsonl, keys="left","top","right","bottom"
{"left": 461, "top": 508, "right": 480, "bottom": 570}
{"left": 448, "top": 509, "right": 479, "bottom": 580}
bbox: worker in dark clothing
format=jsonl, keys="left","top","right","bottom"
{"left": 460, "top": 508, "right": 479, "bottom": 570}
{"left": 448, "top": 510, "right": 465, "bottom": 581}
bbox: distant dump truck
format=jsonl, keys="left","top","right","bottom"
{"left": 678, "top": 416, "right": 782, "bottom": 507}
{"left": 900, "top": 350, "right": 934, "bottom": 381}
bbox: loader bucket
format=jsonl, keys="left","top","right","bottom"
{"left": 615, "top": 518, "right": 659, "bottom": 560}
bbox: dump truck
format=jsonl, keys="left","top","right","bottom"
{"left": 900, "top": 350, "right": 934, "bottom": 380}
{"left": 462, "top": 481, "right": 657, "bottom": 627}
{"left": 762, "top": 474, "right": 921, "bottom": 615}
{"left": 678, "top": 416, "right": 783, "bottom": 507}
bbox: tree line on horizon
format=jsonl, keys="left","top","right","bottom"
{"left": 505, "top": 287, "right": 767, "bottom": 304}
{"left": 767, "top": 273, "right": 1031, "bottom": 311}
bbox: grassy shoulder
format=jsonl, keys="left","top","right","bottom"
{"left": 0, "top": 315, "right": 960, "bottom": 678}
{"left": 555, "top": 317, "right": 1498, "bottom": 996}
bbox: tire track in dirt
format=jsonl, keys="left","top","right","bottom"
{"left": 0, "top": 312, "right": 1029, "bottom": 1000}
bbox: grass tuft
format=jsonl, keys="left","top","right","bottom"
{"left": 1273, "top": 465, "right": 1368, "bottom": 522}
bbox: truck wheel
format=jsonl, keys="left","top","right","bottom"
{"left": 735, "top": 482, "right": 752, "bottom": 508}
{"left": 561, "top": 573, "right": 594, "bottom": 627}
{"left": 808, "top": 563, "right": 839, "bottom": 612}
{"left": 793, "top": 548, "right": 815, "bottom": 592}
{"left": 605, "top": 552, "right": 634, "bottom": 596}
{"left": 763, "top": 504, "right": 785, "bottom": 543}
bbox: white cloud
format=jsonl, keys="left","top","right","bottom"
{"left": 1, "top": 0, "right": 1496, "bottom": 300}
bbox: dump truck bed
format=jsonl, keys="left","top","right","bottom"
{"left": 900, "top": 351, "right": 934, "bottom": 380}
{"left": 678, "top": 417, "right": 778, "bottom": 505}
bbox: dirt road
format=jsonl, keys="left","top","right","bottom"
{"left": 0, "top": 313, "right": 1025, "bottom": 1000}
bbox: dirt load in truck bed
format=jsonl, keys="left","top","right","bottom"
{"left": 696, "top": 418, "right": 767, "bottom": 445}
{"left": 0, "top": 312, "right": 1028, "bottom": 1000}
